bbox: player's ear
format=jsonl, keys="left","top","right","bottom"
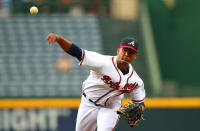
{"left": 117, "top": 48, "right": 120, "bottom": 54}
{"left": 133, "top": 54, "right": 137, "bottom": 59}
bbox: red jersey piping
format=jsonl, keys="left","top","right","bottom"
{"left": 80, "top": 49, "right": 85, "bottom": 66}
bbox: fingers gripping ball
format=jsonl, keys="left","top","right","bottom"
{"left": 30, "top": 6, "right": 38, "bottom": 15}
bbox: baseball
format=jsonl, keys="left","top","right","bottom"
{"left": 30, "top": 6, "right": 38, "bottom": 15}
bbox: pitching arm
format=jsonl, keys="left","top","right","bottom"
{"left": 46, "top": 33, "right": 82, "bottom": 61}
{"left": 46, "top": 33, "right": 72, "bottom": 51}
{"left": 46, "top": 33, "right": 104, "bottom": 72}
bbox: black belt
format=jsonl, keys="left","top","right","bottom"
{"left": 83, "top": 92, "right": 104, "bottom": 107}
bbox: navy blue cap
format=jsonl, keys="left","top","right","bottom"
{"left": 120, "top": 37, "right": 139, "bottom": 53}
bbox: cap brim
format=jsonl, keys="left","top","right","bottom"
{"left": 120, "top": 46, "right": 138, "bottom": 53}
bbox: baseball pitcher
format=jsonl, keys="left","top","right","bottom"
{"left": 46, "top": 33, "right": 146, "bottom": 131}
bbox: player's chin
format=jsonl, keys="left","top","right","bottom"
{"left": 124, "top": 60, "right": 131, "bottom": 63}
{"left": 122, "top": 57, "right": 131, "bottom": 63}
{"left": 118, "top": 58, "right": 130, "bottom": 64}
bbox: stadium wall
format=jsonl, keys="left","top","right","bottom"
{"left": 0, "top": 98, "right": 199, "bottom": 131}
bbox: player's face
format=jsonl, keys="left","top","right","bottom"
{"left": 117, "top": 48, "right": 137, "bottom": 63}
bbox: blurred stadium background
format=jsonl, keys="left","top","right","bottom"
{"left": 0, "top": 0, "right": 200, "bottom": 131}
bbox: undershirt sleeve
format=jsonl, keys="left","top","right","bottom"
{"left": 66, "top": 43, "right": 82, "bottom": 61}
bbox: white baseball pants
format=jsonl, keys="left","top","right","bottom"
{"left": 76, "top": 95, "right": 121, "bottom": 131}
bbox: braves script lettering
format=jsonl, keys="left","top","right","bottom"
{"left": 101, "top": 75, "right": 138, "bottom": 93}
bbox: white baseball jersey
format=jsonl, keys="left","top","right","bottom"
{"left": 80, "top": 50, "right": 145, "bottom": 104}
{"left": 76, "top": 49, "right": 145, "bottom": 131}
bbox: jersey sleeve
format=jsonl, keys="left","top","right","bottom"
{"left": 79, "top": 50, "right": 105, "bottom": 72}
{"left": 130, "top": 82, "right": 145, "bottom": 103}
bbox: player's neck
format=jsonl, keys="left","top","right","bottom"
{"left": 116, "top": 59, "right": 129, "bottom": 72}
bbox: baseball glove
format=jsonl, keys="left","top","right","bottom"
{"left": 117, "top": 102, "right": 145, "bottom": 127}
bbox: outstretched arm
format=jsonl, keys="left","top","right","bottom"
{"left": 46, "top": 33, "right": 72, "bottom": 51}
{"left": 46, "top": 33, "right": 82, "bottom": 61}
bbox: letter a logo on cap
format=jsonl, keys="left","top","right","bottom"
{"left": 128, "top": 41, "right": 135, "bottom": 46}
